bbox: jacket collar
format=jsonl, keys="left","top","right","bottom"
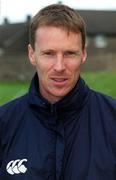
{"left": 28, "top": 73, "right": 89, "bottom": 112}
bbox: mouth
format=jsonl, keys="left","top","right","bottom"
{"left": 51, "top": 77, "right": 68, "bottom": 86}
{"left": 52, "top": 78, "right": 68, "bottom": 82}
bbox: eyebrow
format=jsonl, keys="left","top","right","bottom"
{"left": 40, "top": 49, "right": 80, "bottom": 53}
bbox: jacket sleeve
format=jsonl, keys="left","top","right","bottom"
{"left": 0, "top": 116, "right": 3, "bottom": 168}
{"left": 0, "top": 139, "right": 2, "bottom": 168}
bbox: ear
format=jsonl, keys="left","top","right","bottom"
{"left": 81, "top": 48, "right": 87, "bottom": 64}
{"left": 28, "top": 44, "right": 36, "bottom": 66}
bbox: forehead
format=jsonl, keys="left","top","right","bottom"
{"left": 36, "top": 26, "right": 80, "bottom": 37}
{"left": 35, "top": 26, "right": 82, "bottom": 49}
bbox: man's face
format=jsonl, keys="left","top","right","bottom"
{"left": 28, "top": 26, "right": 87, "bottom": 103}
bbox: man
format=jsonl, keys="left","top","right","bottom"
{"left": 0, "top": 4, "right": 116, "bottom": 180}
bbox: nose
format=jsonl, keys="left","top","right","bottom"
{"left": 53, "top": 54, "right": 65, "bottom": 72}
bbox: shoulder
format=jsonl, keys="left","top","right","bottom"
{"left": 88, "top": 89, "right": 116, "bottom": 129}
{"left": 89, "top": 89, "right": 116, "bottom": 111}
{"left": 0, "top": 94, "right": 28, "bottom": 122}
{"left": 91, "top": 91, "right": 116, "bottom": 152}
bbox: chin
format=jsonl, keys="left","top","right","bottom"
{"left": 53, "top": 89, "right": 70, "bottom": 98}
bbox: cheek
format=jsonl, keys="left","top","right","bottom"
{"left": 36, "top": 61, "right": 52, "bottom": 79}
{"left": 67, "top": 60, "right": 81, "bottom": 83}
{"left": 68, "top": 60, "right": 81, "bottom": 73}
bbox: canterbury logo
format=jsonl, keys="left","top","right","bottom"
{"left": 6, "top": 159, "right": 27, "bottom": 175}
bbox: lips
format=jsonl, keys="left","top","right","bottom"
{"left": 52, "top": 78, "right": 68, "bottom": 82}
{"left": 51, "top": 77, "right": 68, "bottom": 86}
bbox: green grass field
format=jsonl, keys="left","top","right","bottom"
{"left": 0, "top": 72, "right": 116, "bottom": 105}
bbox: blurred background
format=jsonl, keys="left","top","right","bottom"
{"left": 0, "top": 0, "right": 116, "bottom": 105}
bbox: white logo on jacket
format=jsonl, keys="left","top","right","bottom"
{"left": 6, "top": 159, "right": 27, "bottom": 175}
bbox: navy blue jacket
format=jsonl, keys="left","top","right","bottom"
{"left": 0, "top": 73, "right": 116, "bottom": 180}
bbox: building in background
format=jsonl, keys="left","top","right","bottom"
{"left": 0, "top": 10, "right": 116, "bottom": 80}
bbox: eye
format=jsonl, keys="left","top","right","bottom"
{"left": 42, "top": 51, "right": 56, "bottom": 57}
{"left": 63, "top": 51, "right": 80, "bottom": 58}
